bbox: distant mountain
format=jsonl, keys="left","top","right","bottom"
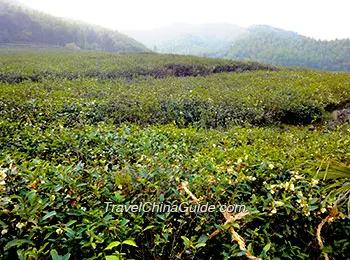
{"left": 126, "top": 24, "right": 350, "bottom": 71}
{"left": 225, "top": 25, "right": 350, "bottom": 71}
{"left": 0, "top": 0, "right": 149, "bottom": 52}
{"left": 124, "top": 23, "right": 249, "bottom": 56}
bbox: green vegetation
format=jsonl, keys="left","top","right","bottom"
{"left": 0, "top": 49, "right": 275, "bottom": 84}
{"left": 0, "top": 1, "right": 148, "bottom": 52}
{"left": 125, "top": 23, "right": 247, "bottom": 57}
{"left": 225, "top": 26, "right": 350, "bottom": 72}
{"left": 129, "top": 24, "right": 350, "bottom": 71}
{"left": 0, "top": 49, "right": 349, "bottom": 259}
{"left": 2, "top": 0, "right": 348, "bottom": 72}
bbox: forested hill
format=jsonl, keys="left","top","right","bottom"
{"left": 127, "top": 24, "right": 349, "bottom": 71}
{"left": 224, "top": 25, "right": 350, "bottom": 71}
{"left": 0, "top": 1, "right": 149, "bottom": 52}
{"left": 125, "top": 23, "right": 249, "bottom": 57}
{"left": 124, "top": 23, "right": 248, "bottom": 56}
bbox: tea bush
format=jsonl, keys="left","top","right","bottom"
{"left": 0, "top": 50, "right": 349, "bottom": 259}
{"left": 0, "top": 50, "right": 275, "bottom": 83}
{"left": 1, "top": 70, "right": 349, "bottom": 128}
{"left": 1, "top": 123, "right": 350, "bottom": 259}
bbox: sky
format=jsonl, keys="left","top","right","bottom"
{"left": 17, "top": 0, "right": 350, "bottom": 40}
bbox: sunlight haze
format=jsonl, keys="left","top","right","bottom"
{"left": 17, "top": 0, "right": 350, "bottom": 40}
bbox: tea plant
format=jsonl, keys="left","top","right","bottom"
{"left": 0, "top": 49, "right": 349, "bottom": 259}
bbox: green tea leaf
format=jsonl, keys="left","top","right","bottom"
{"left": 105, "top": 241, "right": 121, "bottom": 250}
{"left": 42, "top": 211, "right": 57, "bottom": 221}
{"left": 5, "top": 239, "right": 34, "bottom": 250}
{"left": 105, "top": 256, "right": 119, "bottom": 260}
{"left": 122, "top": 240, "right": 137, "bottom": 247}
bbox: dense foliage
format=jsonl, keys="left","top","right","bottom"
{"left": 0, "top": 49, "right": 275, "bottom": 84}
{"left": 0, "top": 50, "right": 349, "bottom": 260}
{"left": 224, "top": 26, "right": 350, "bottom": 72}
{"left": 0, "top": 1, "right": 148, "bottom": 52}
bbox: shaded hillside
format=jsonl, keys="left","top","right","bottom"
{"left": 224, "top": 25, "right": 350, "bottom": 71}
{"left": 0, "top": 0, "right": 149, "bottom": 52}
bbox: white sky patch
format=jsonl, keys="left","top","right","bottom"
{"left": 18, "top": 0, "right": 350, "bottom": 40}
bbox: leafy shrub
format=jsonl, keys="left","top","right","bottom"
{"left": 1, "top": 123, "right": 350, "bottom": 259}
{"left": 0, "top": 50, "right": 349, "bottom": 259}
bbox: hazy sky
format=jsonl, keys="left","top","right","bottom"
{"left": 18, "top": 0, "right": 349, "bottom": 40}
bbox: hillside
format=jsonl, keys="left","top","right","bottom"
{"left": 225, "top": 25, "right": 350, "bottom": 71}
{"left": 125, "top": 23, "right": 248, "bottom": 55}
{"left": 0, "top": 0, "right": 149, "bottom": 52}
{"left": 126, "top": 24, "right": 350, "bottom": 71}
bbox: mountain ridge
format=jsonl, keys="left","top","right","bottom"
{"left": 0, "top": 0, "right": 149, "bottom": 52}
{"left": 125, "top": 23, "right": 349, "bottom": 71}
